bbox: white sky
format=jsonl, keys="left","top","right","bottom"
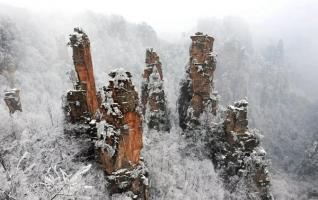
{"left": 0, "top": 0, "right": 317, "bottom": 95}
{"left": 0, "top": 0, "right": 296, "bottom": 34}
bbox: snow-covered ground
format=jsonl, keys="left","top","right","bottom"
{"left": 0, "top": 6, "right": 317, "bottom": 199}
{"left": 143, "top": 126, "right": 225, "bottom": 200}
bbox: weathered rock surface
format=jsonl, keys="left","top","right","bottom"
{"left": 97, "top": 68, "right": 142, "bottom": 173}
{"left": 178, "top": 32, "right": 218, "bottom": 130}
{"left": 63, "top": 29, "right": 149, "bottom": 199}
{"left": 141, "top": 49, "right": 170, "bottom": 131}
{"left": 178, "top": 33, "right": 272, "bottom": 199}
{"left": 68, "top": 27, "right": 99, "bottom": 116}
{"left": 94, "top": 68, "right": 149, "bottom": 199}
{"left": 207, "top": 100, "right": 272, "bottom": 199}
{"left": 143, "top": 48, "right": 163, "bottom": 81}
{"left": 106, "top": 161, "right": 149, "bottom": 200}
{"left": 224, "top": 100, "right": 249, "bottom": 135}
{"left": 64, "top": 81, "right": 91, "bottom": 123}
{"left": 4, "top": 88, "right": 22, "bottom": 114}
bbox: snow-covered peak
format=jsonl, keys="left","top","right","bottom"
{"left": 234, "top": 99, "right": 248, "bottom": 107}
{"left": 109, "top": 68, "right": 132, "bottom": 88}
{"left": 68, "top": 27, "right": 89, "bottom": 47}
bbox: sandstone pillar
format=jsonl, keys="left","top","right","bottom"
{"left": 141, "top": 48, "right": 163, "bottom": 114}
{"left": 95, "top": 68, "right": 148, "bottom": 199}
{"left": 97, "top": 68, "right": 143, "bottom": 173}
{"left": 178, "top": 32, "right": 218, "bottom": 130}
{"left": 141, "top": 49, "right": 170, "bottom": 131}
{"left": 189, "top": 32, "right": 216, "bottom": 117}
{"left": 68, "top": 28, "right": 99, "bottom": 116}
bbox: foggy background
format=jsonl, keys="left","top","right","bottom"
{"left": 0, "top": 0, "right": 317, "bottom": 199}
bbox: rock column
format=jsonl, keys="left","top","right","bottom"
{"left": 208, "top": 100, "right": 272, "bottom": 199}
{"left": 141, "top": 49, "right": 170, "bottom": 131}
{"left": 68, "top": 28, "right": 99, "bottom": 116}
{"left": 178, "top": 32, "right": 218, "bottom": 130}
{"left": 63, "top": 29, "right": 149, "bottom": 199}
{"left": 96, "top": 68, "right": 148, "bottom": 199}
{"left": 178, "top": 33, "right": 272, "bottom": 199}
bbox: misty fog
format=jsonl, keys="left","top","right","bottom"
{"left": 0, "top": 1, "right": 317, "bottom": 199}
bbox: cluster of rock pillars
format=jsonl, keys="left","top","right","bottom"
{"left": 61, "top": 28, "right": 272, "bottom": 199}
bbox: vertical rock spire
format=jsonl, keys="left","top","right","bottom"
{"left": 178, "top": 33, "right": 272, "bottom": 199}
{"left": 96, "top": 68, "right": 149, "bottom": 199}
{"left": 98, "top": 68, "right": 143, "bottom": 173}
{"left": 68, "top": 27, "right": 99, "bottom": 116}
{"left": 141, "top": 48, "right": 163, "bottom": 115}
{"left": 178, "top": 32, "right": 218, "bottom": 130}
{"left": 63, "top": 29, "right": 149, "bottom": 199}
{"left": 144, "top": 48, "right": 163, "bottom": 79}
{"left": 210, "top": 99, "right": 272, "bottom": 199}
{"left": 141, "top": 49, "right": 170, "bottom": 131}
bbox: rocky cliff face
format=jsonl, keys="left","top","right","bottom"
{"left": 178, "top": 33, "right": 272, "bottom": 199}
{"left": 141, "top": 49, "right": 170, "bottom": 131}
{"left": 178, "top": 32, "right": 218, "bottom": 130}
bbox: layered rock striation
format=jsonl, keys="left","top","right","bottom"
{"left": 67, "top": 27, "right": 99, "bottom": 118}
{"left": 141, "top": 49, "right": 170, "bottom": 131}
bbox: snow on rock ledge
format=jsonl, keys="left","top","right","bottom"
{"left": 178, "top": 32, "right": 217, "bottom": 130}
{"left": 95, "top": 68, "right": 149, "bottom": 199}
